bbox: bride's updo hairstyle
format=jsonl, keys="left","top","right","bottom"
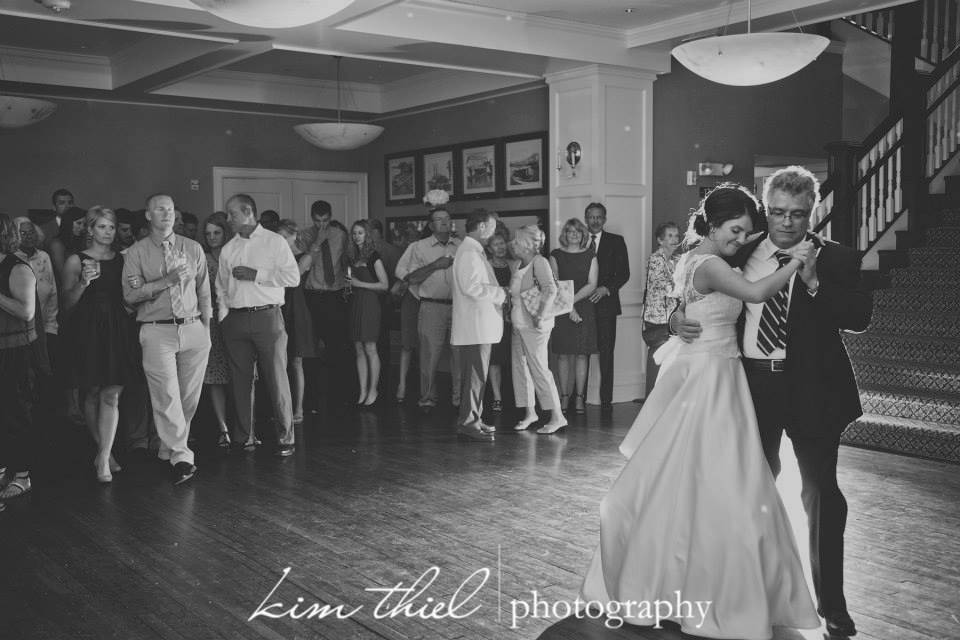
{"left": 684, "top": 182, "right": 760, "bottom": 246}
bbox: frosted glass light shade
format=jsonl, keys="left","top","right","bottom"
{"left": 188, "top": 0, "right": 355, "bottom": 28}
{"left": 0, "top": 96, "right": 57, "bottom": 129}
{"left": 294, "top": 122, "right": 384, "bottom": 150}
{"left": 672, "top": 33, "right": 830, "bottom": 86}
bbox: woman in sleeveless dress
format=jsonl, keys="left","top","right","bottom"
{"left": 549, "top": 218, "right": 598, "bottom": 415}
{"left": 61, "top": 207, "right": 141, "bottom": 483}
{"left": 581, "top": 185, "right": 820, "bottom": 639}
{"left": 345, "top": 221, "right": 389, "bottom": 407}
{"left": 0, "top": 213, "right": 41, "bottom": 505}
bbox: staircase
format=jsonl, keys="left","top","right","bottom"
{"left": 823, "top": 1, "right": 960, "bottom": 463}
{"left": 841, "top": 203, "right": 960, "bottom": 463}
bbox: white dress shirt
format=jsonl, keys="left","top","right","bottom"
{"left": 216, "top": 224, "right": 300, "bottom": 321}
{"left": 742, "top": 237, "right": 795, "bottom": 359}
{"left": 590, "top": 230, "right": 603, "bottom": 251}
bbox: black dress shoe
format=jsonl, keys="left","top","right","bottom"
{"left": 822, "top": 610, "right": 856, "bottom": 637}
{"left": 172, "top": 462, "right": 196, "bottom": 485}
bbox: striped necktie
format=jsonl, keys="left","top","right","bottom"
{"left": 756, "top": 251, "right": 792, "bottom": 355}
{"left": 162, "top": 239, "right": 186, "bottom": 318}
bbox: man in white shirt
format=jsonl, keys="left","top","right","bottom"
{"left": 217, "top": 194, "right": 301, "bottom": 457}
{"left": 451, "top": 210, "right": 504, "bottom": 440}
{"left": 395, "top": 208, "right": 461, "bottom": 413}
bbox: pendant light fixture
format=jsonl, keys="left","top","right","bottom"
{"left": 294, "top": 56, "right": 384, "bottom": 151}
{"left": 671, "top": 0, "right": 829, "bottom": 86}
{"left": 188, "top": 0, "right": 356, "bottom": 29}
{"left": 0, "top": 58, "right": 56, "bottom": 129}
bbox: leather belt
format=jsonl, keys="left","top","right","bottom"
{"left": 742, "top": 357, "right": 786, "bottom": 373}
{"left": 141, "top": 315, "right": 201, "bottom": 326}
{"left": 230, "top": 304, "right": 279, "bottom": 312}
{"left": 420, "top": 297, "right": 453, "bottom": 305}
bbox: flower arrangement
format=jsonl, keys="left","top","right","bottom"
{"left": 423, "top": 189, "right": 450, "bottom": 208}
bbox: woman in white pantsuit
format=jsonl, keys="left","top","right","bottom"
{"left": 509, "top": 225, "right": 567, "bottom": 434}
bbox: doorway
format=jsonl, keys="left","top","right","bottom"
{"left": 212, "top": 167, "right": 368, "bottom": 229}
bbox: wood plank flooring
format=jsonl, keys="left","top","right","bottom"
{"left": 0, "top": 399, "right": 957, "bottom": 640}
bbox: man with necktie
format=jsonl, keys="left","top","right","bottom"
{"left": 584, "top": 202, "right": 630, "bottom": 412}
{"left": 122, "top": 194, "right": 211, "bottom": 485}
{"left": 299, "top": 200, "right": 350, "bottom": 406}
{"left": 673, "top": 166, "right": 872, "bottom": 637}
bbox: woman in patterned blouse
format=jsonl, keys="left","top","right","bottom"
{"left": 643, "top": 222, "right": 681, "bottom": 392}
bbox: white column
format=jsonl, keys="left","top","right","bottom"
{"left": 546, "top": 64, "right": 657, "bottom": 404}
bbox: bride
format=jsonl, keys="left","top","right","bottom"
{"left": 580, "top": 184, "right": 820, "bottom": 639}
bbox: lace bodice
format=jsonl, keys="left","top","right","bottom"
{"left": 670, "top": 253, "right": 742, "bottom": 358}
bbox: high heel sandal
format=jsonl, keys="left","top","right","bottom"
{"left": 537, "top": 421, "right": 567, "bottom": 435}
{"left": 108, "top": 454, "right": 122, "bottom": 474}
{"left": 216, "top": 431, "right": 231, "bottom": 448}
{"left": 575, "top": 393, "right": 586, "bottom": 415}
{"left": 559, "top": 394, "right": 570, "bottom": 414}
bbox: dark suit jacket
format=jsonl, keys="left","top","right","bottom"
{"left": 732, "top": 233, "right": 873, "bottom": 438}
{"left": 594, "top": 231, "right": 630, "bottom": 317}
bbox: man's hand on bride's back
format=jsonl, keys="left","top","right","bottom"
{"left": 669, "top": 309, "right": 702, "bottom": 343}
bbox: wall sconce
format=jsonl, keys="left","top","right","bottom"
{"left": 698, "top": 162, "right": 734, "bottom": 176}
{"left": 557, "top": 141, "right": 582, "bottom": 178}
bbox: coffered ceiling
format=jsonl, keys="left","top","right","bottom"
{"left": 0, "top": 0, "right": 913, "bottom": 121}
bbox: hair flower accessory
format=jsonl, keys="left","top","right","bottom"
{"left": 423, "top": 189, "right": 450, "bottom": 208}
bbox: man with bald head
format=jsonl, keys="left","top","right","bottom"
{"left": 123, "top": 193, "right": 212, "bottom": 485}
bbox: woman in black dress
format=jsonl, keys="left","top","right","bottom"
{"left": 549, "top": 218, "right": 598, "bottom": 414}
{"left": 486, "top": 232, "right": 514, "bottom": 412}
{"left": 345, "top": 220, "right": 389, "bottom": 407}
{"left": 61, "top": 207, "right": 140, "bottom": 483}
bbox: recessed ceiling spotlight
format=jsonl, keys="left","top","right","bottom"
{"left": 34, "top": 0, "right": 71, "bottom": 12}
{"left": 624, "top": 7, "right": 634, "bottom": 13}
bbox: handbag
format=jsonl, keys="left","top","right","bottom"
{"left": 520, "top": 257, "right": 574, "bottom": 319}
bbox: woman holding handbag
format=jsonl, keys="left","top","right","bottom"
{"left": 509, "top": 225, "right": 567, "bottom": 434}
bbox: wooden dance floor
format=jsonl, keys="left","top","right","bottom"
{"left": 1, "top": 400, "right": 956, "bottom": 640}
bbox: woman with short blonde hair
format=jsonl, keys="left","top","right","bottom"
{"left": 61, "top": 206, "right": 140, "bottom": 483}
{"left": 509, "top": 224, "right": 567, "bottom": 433}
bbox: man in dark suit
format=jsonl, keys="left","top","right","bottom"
{"left": 584, "top": 202, "right": 630, "bottom": 410}
{"left": 674, "top": 166, "right": 872, "bottom": 637}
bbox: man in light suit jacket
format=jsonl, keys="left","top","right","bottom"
{"left": 585, "top": 202, "right": 631, "bottom": 410}
{"left": 451, "top": 210, "right": 506, "bottom": 441}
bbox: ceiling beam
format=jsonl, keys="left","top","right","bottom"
{"left": 112, "top": 40, "right": 273, "bottom": 93}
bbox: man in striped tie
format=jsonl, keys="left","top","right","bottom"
{"left": 672, "top": 166, "right": 872, "bottom": 638}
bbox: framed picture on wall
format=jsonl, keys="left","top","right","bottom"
{"left": 422, "top": 149, "right": 455, "bottom": 198}
{"left": 502, "top": 132, "right": 548, "bottom": 196}
{"left": 385, "top": 152, "right": 418, "bottom": 205}
{"left": 459, "top": 140, "right": 498, "bottom": 198}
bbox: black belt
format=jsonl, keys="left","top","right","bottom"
{"left": 420, "top": 297, "right": 452, "bottom": 305}
{"left": 141, "top": 315, "right": 201, "bottom": 326}
{"left": 230, "top": 304, "right": 279, "bottom": 313}
{"left": 743, "top": 357, "right": 786, "bottom": 373}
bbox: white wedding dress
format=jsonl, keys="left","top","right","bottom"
{"left": 581, "top": 253, "right": 819, "bottom": 640}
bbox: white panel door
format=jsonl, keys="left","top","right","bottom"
{"left": 220, "top": 178, "right": 291, "bottom": 216}
{"left": 292, "top": 178, "right": 362, "bottom": 230}
{"left": 213, "top": 168, "right": 368, "bottom": 230}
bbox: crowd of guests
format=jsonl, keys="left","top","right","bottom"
{"left": 0, "top": 187, "right": 639, "bottom": 507}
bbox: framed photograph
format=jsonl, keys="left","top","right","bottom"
{"left": 385, "top": 152, "right": 418, "bottom": 205}
{"left": 502, "top": 132, "right": 548, "bottom": 196}
{"left": 422, "top": 149, "right": 455, "bottom": 198}
{"left": 459, "top": 140, "right": 498, "bottom": 198}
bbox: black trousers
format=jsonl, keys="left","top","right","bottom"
{"left": 746, "top": 368, "right": 849, "bottom": 616}
{"left": 303, "top": 289, "right": 352, "bottom": 401}
{"left": 596, "top": 314, "right": 618, "bottom": 405}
